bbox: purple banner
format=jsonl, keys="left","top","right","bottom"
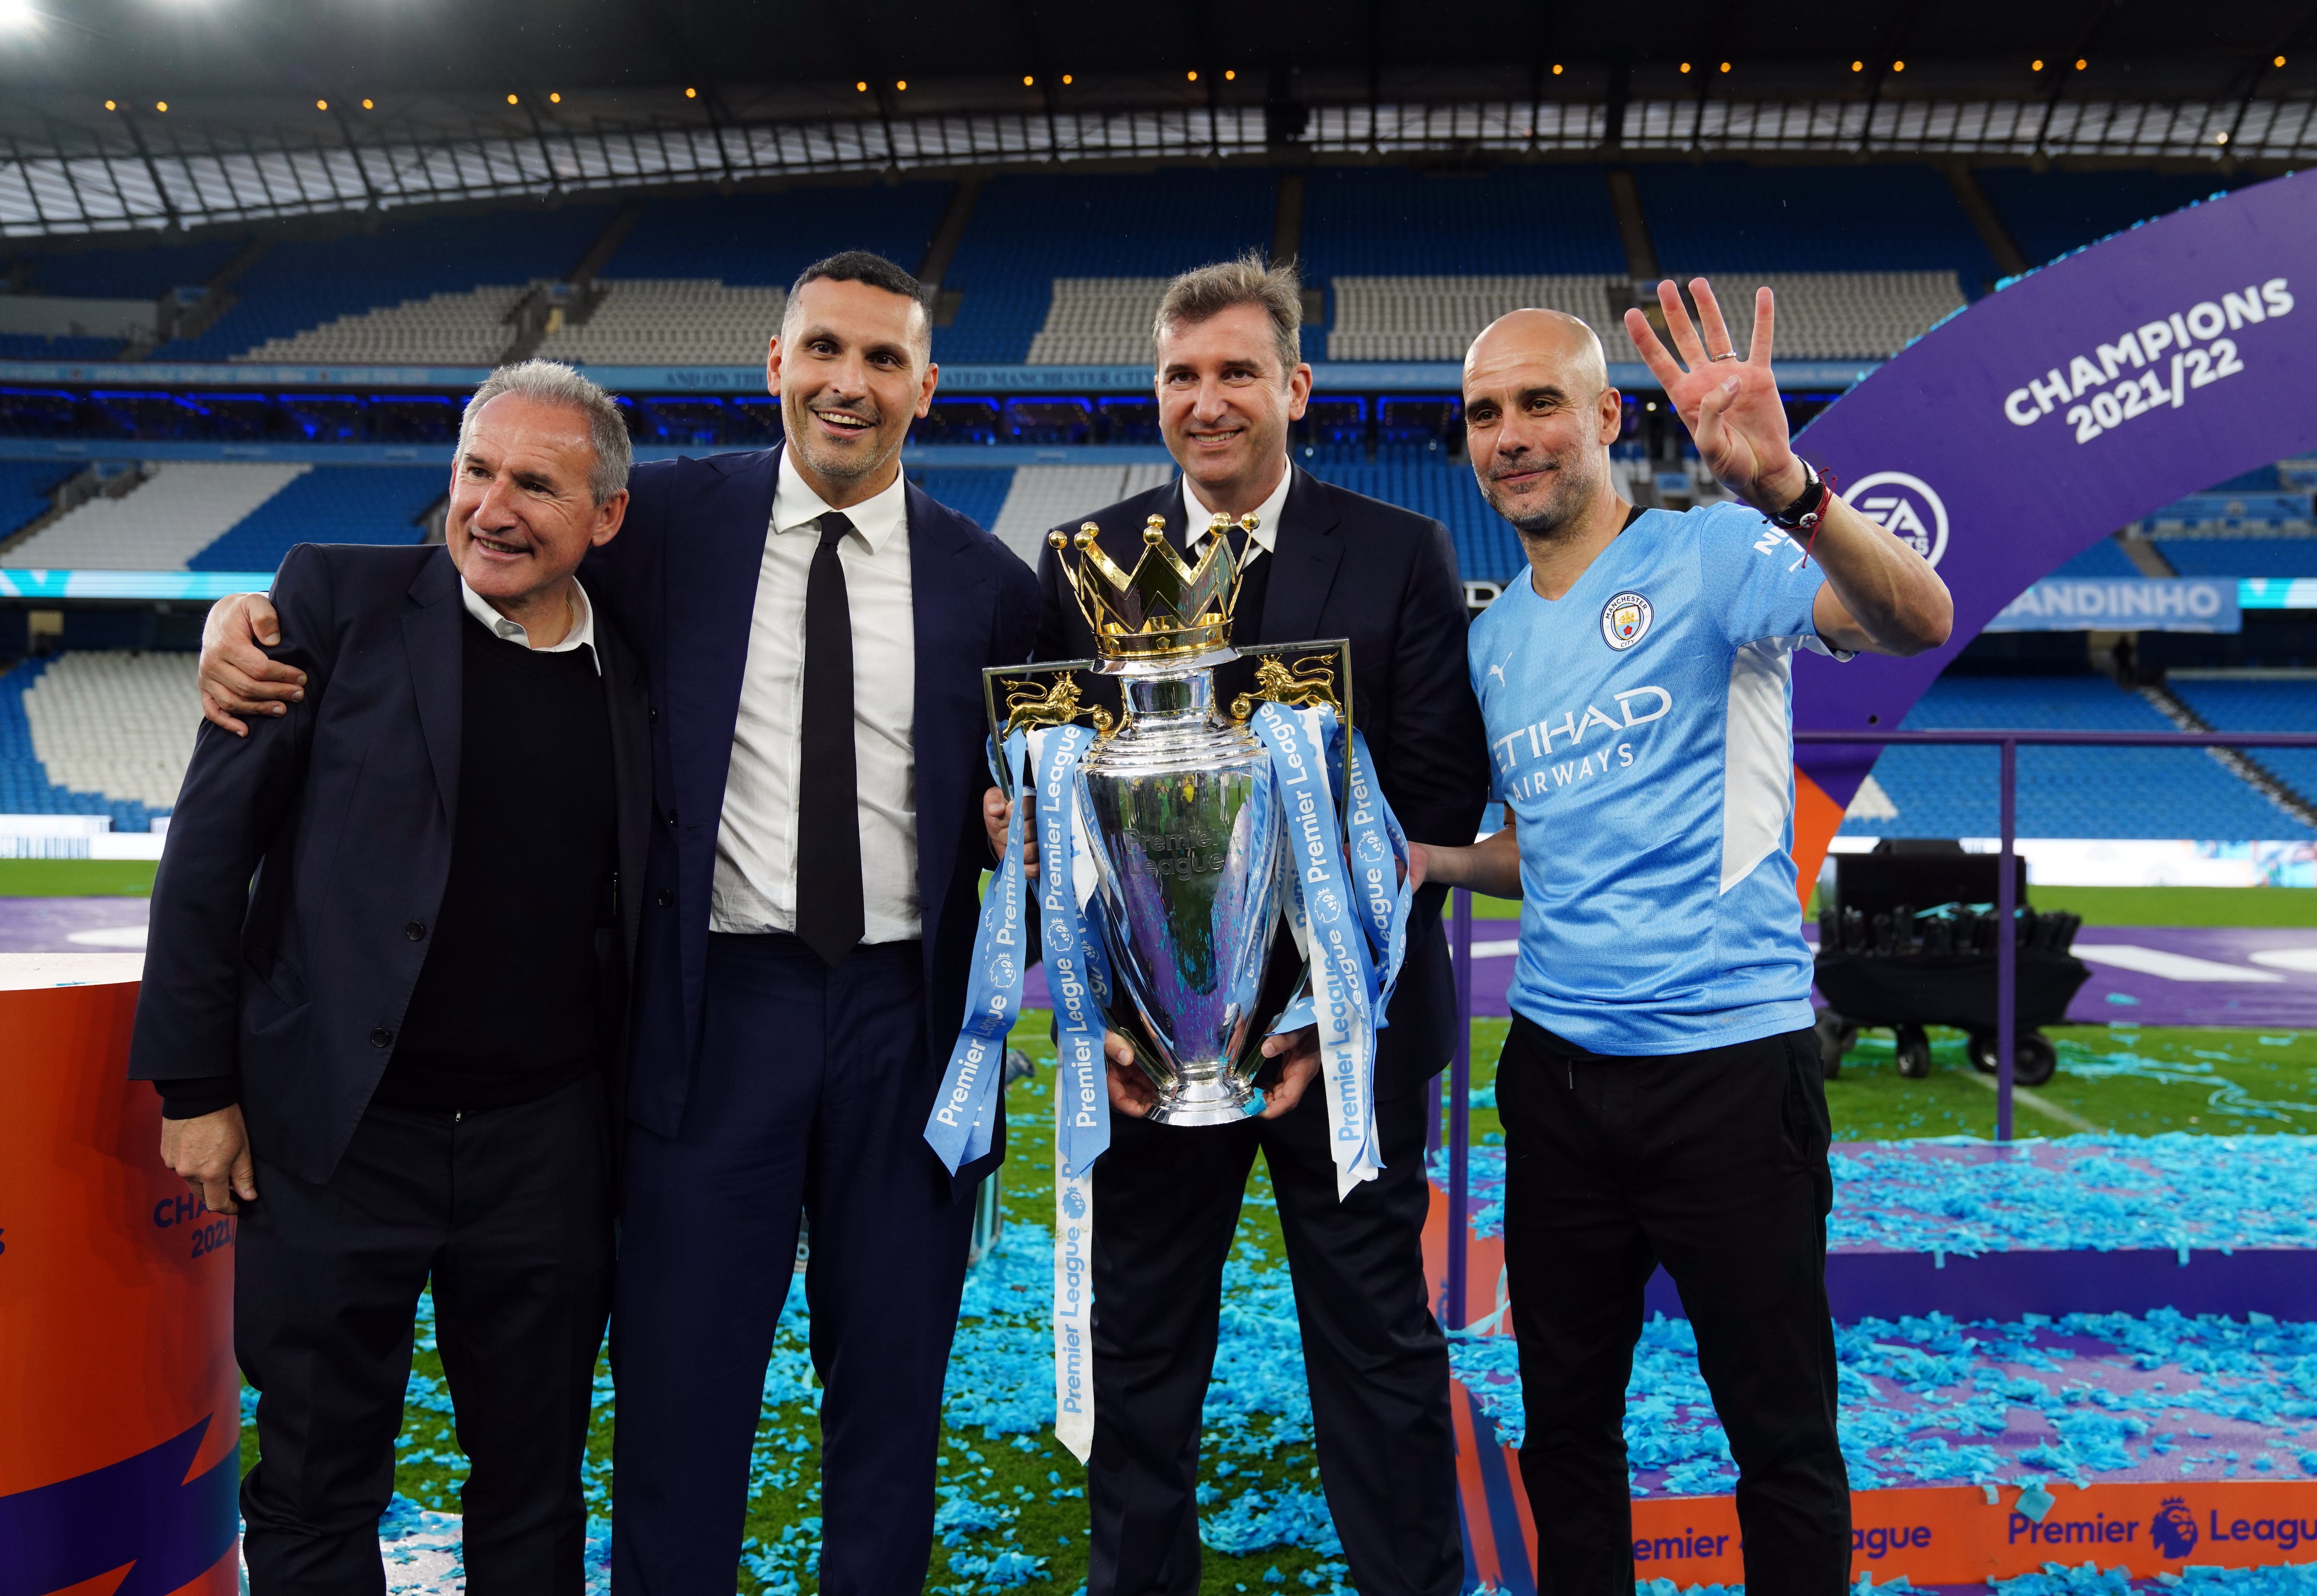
{"left": 1786, "top": 171, "right": 2317, "bottom": 841}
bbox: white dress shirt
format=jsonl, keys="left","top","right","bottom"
{"left": 1181, "top": 461, "right": 1292, "bottom": 558}
{"left": 711, "top": 450, "right": 919, "bottom": 943}
{"left": 459, "top": 574, "right": 600, "bottom": 674}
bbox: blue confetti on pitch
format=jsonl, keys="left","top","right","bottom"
{"left": 1431, "top": 1134, "right": 2317, "bottom": 1255}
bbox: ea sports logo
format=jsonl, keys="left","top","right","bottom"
{"left": 1849, "top": 472, "right": 1949, "bottom": 568}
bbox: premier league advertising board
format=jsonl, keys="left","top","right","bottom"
{"left": 1784, "top": 170, "right": 2317, "bottom": 871}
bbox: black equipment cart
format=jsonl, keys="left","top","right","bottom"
{"left": 1813, "top": 844, "right": 2091, "bottom": 1086}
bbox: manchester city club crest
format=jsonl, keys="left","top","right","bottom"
{"left": 1601, "top": 590, "right": 1653, "bottom": 650}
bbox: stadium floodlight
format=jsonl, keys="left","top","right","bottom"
{"left": 0, "top": 0, "right": 37, "bottom": 33}
{"left": 2032, "top": 58, "right": 2044, "bottom": 70}
{"left": 684, "top": 86, "right": 696, "bottom": 97}
{"left": 361, "top": 98, "right": 372, "bottom": 109}
{"left": 315, "top": 98, "right": 327, "bottom": 110}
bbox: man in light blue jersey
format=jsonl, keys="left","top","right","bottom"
{"left": 1413, "top": 284, "right": 1951, "bottom": 1595}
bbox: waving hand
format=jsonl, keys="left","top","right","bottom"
{"left": 1623, "top": 280, "right": 1805, "bottom": 513}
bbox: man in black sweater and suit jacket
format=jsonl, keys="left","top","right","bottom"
{"left": 131, "top": 361, "right": 652, "bottom": 1596}
{"left": 991, "top": 255, "right": 1491, "bottom": 1596}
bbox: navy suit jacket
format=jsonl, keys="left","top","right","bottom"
{"left": 1034, "top": 466, "right": 1491, "bottom": 1095}
{"left": 582, "top": 445, "right": 1041, "bottom": 1191}
{"left": 128, "top": 543, "right": 655, "bottom": 1184}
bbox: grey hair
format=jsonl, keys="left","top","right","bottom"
{"left": 1152, "top": 251, "right": 1303, "bottom": 380}
{"left": 457, "top": 359, "right": 632, "bottom": 505}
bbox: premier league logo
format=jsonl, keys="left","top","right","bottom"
{"left": 2150, "top": 1498, "right": 2197, "bottom": 1558}
{"left": 1601, "top": 591, "right": 1653, "bottom": 651}
{"left": 1355, "top": 831, "right": 1387, "bottom": 865}
{"left": 1849, "top": 471, "right": 1951, "bottom": 568}
{"left": 1062, "top": 1188, "right": 1087, "bottom": 1220}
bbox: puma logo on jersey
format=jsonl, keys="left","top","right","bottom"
{"left": 1485, "top": 650, "right": 1514, "bottom": 689}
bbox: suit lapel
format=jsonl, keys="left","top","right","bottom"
{"left": 399, "top": 547, "right": 464, "bottom": 820}
{"left": 1253, "top": 467, "right": 1344, "bottom": 645}
{"left": 909, "top": 476, "right": 982, "bottom": 935}
{"left": 666, "top": 447, "right": 779, "bottom": 831}
{"left": 598, "top": 618, "right": 652, "bottom": 961}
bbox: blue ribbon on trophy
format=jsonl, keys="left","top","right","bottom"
{"left": 924, "top": 727, "right": 1032, "bottom": 1172}
{"left": 929, "top": 510, "right": 1413, "bottom": 1457}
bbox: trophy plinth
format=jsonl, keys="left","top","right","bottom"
{"left": 987, "top": 513, "right": 1352, "bottom": 1127}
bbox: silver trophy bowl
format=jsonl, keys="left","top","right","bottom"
{"left": 1077, "top": 652, "right": 1292, "bottom": 1125}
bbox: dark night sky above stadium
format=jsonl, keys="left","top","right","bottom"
{"left": 0, "top": 0, "right": 2304, "bottom": 116}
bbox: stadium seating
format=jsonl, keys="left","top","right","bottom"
{"left": 1325, "top": 276, "right": 1618, "bottom": 363}
{"left": 1838, "top": 675, "right": 2314, "bottom": 842}
{"left": 985, "top": 462, "right": 1177, "bottom": 564}
{"left": 1976, "top": 169, "right": 2237, "bottom": 270}
{"left": 190, "top": 465, "right": 445, "bottom": 570}
{"left": 1, "top": 461, "right": 306, "bottom": 570}
{"left": 1024, "top": 279, "right": 1173, "bottom": 366}
{"left": 2045, "top": 536, "right": 2144, "bottom": 579}
{"left": 2157, "top": 536, "right": 2317, "bottom": 579}
{"left": 0, "top": 653, "right": 178, "bottom": 830}
{"left": 18, "top": 650, "right": 197, "bottom": 813}
{"left": 0, "top": 334, "right": 126, "bottom": 360}
{"left": 243, "top": 286, "right": 526, "bottom": 365}
{"left": 23, "top": 235, "right": 244, "bottom": 301}
{"left": 2167, "top": 674, "right": 2317, "bottom": 814}
{"left": 532, "top": 279, "right": 788, "bottom": 367}
{"left": 591, "top": 183, "right": 952, "bottom": 287}
{"left": 0, "top": 460, "right": 68, "bottom": 538}
{"left": 934, "top": 170, "right": 1276, "bottom": 364}
{"left": 1298, "top": 165, "right": 1627, "bottom": 281}
{"left": 910, "top": 467, "right": 1016, "bottom": 546}
{"left": 156, "top": 205, "right": 614, "bottom": 362}
{"left": 1637, "top": 163, "right": 1999, "bottom": 290}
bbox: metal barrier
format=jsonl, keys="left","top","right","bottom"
{"left": 1438, "top": 725, "right": 2317, "bottom": 1324}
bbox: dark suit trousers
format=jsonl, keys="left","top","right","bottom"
{"left": 236, "top": 1074, "right": 612, "bottom": 1596}
{"left": 1496, "top": 1017, "right": 1850, "bottom": 1596}
{"left": 610, "top": 933, "right": 975, "bottom": 1596}
{"left": 1088, "top": 1080, "right": 1462, "bottom": 1596}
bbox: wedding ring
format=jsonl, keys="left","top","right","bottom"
{"left": 1709, "top": 351, "right": 1741, "bottom": 361}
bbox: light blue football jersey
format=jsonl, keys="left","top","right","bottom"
{"left": 1466, "top": 500, "right": 1847, "bottom": 1055}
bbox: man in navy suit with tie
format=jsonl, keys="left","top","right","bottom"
{"left": 991, "top": 254, "right": 1490, "bottom": 1596}
{"left": 198, "top": 252, "right": 1041, "bottom": 1596}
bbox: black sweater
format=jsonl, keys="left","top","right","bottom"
{"left": 160, "top": 614, "right": 617, "bottom": 1119}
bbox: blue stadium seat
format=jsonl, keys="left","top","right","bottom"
{"left": 934, "top": 170, "right": 1276, "bottom": 364}
{"left": 24, "top": 236, "right": 244, "bottom": 300}
{"left": 0, "top": 460, "right": 67, "bottom": 536}
{"left": 1297, "top": 166, "right": 1625, "bottom": 282}
{"left": 1838, "top": 675, "right": 2313, "bottom": 842}
{"left": 2166, "top": 676, "right": 2317, "bottom": 814}
{"left": 188, "top": 466, "right": 447, "bottom": 571}
{"left": 0, "top": 333, "right": 126, "bottom": 360}
{"left": 1976, "top": 169, "right": 2238, "bottom": 270}
{"left": 910, "top": 467, "right": 1013, "bottom": 536}
{"left": 2157, "top": 538, "right": 2317, "bottom": 578}
{"left": 1636, "top": 163, "right": 1997, "bottom": 290}
{"left": 598, "top": 184, "right": 953, "bottom": 286}
{"left": 2045, "top": 537, "right": 2142, "bottom": 578}
{"left": 156, "top": 206, "right": 618, "bottom": 362}
{"left": 0, "top": 655, "right": 163, "bottom": 831}
{"left": 1298, "top": 453, "right": 1522, "bottom": 586}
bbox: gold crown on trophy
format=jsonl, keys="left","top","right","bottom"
{"left": 1050, "top": 512, "right": 1259, "bottom": 661}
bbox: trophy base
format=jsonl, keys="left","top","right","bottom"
{"left": 1145, "top": 1072, "right": 1263, "bottom": 1128}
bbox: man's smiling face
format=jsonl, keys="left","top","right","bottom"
{"left": 1462, "top": 309, "right": 1622, "bottom": 540}
{"left": 768, "top": 275, "right": 936, "bottom": 501}
{"left": 1155, "top": 302, "right": 1309, "bottom": 508}
{"left": 446, "top": 391, "right": 623, "bottom": 608}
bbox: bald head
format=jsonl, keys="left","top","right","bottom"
{"left": 1462, "top": 308, "right": 1623, "bottom": 543}
{"left": 1464, "top": 308, "right": 1609, "bottom": 395}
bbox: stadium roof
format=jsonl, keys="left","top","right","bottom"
{"left": 0, "top": 0, "right": 2304, "bottom": 238}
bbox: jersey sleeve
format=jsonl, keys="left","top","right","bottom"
{"left": 1700, "top": 500, "right": 1850, "bottom": 658}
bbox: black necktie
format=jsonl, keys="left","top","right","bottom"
{"left": 795, "top": 511, "right": 864, "bottom": 966}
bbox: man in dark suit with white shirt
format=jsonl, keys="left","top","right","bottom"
{"left": 991, "top": 254, "right": 1491, "bottom": 1596}
{"left": 196, "top": 254, "right": 1042, "bottom": 1596}
{"left": 139, "top": 360, "right": 652, "bottom": 1595}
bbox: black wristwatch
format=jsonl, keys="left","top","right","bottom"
{"left": 1767, "top": 459, "right": 1830, "bottom": 532}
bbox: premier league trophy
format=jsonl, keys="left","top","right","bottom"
{"left": 926, "top": 511, "right": 1406, "bottom": 1461}
{"left": 989, "top": 514, "right": 1350, "bottom": 1125}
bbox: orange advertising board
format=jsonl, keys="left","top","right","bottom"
{"left": 0, "top": 959, "right": 240, "bottom": 1596}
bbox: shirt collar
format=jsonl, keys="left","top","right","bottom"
{"left": 458, "top": 574, "right": 601, "bottom": 674}
{"left": 772, "top": 447, "right": 909, "bottom": 555}
{"left": 1183, "top": 461, "right": 1292, "bottom": 554}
